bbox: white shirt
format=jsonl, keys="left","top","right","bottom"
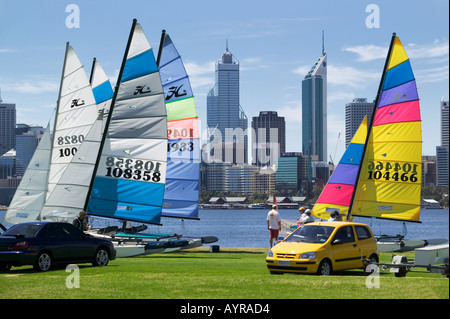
{"left": 301, "top": 214, "right": 314, "bottom": 224}
{"left": 267, "top": 209, "right": 281, "bottom": 229}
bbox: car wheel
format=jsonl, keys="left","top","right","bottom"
{"left": 93, "top": 247, "right": 109, "bottom": 267}
{"left": 317, "top": 259, "right": 332, "bottom": 276}
{"left": 34, "top": 251, "right": 52, "bottom": 272}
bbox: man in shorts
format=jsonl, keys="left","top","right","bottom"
{"left": 267, "top": 205, "right": 281, "bottom": 248}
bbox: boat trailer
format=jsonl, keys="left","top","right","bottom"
{"left": 364, "top": 244, "right": 449, "bottom": 278}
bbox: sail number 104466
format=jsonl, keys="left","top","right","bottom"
{"left": 366, "top": 161, "right": 419, "bottom": 183}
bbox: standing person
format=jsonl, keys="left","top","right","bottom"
{"left": 267, "top": 205, "right": 281, "bottom": 248}
{"left": 298, "top": 206, "right": 306, "bottom": 220}
{"left": 73, "top": 210, "right": 91, "bottom": 231}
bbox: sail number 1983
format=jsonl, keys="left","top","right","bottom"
{"left": 366, "top": 161, "right": 419, "bottom": 183}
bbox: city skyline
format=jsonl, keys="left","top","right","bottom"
{"left": 0, "top": 0, "right": 448, "bottom": 162}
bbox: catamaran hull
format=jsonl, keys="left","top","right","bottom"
{"left": 377, "top": 239, "right": 448, "bottom": 253}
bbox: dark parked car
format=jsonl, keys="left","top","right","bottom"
{"left": 0, "top": 221, "right": 116, "bottom": 272}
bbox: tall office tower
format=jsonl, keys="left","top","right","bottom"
{"left": 207, "top": 44, "right": 248, "bottom": 164}
{"left": 0, "top": 96, "right": 16, "bottom": 156}
{"left": 15, "top": 125, "right": 45, "bottom": 176}
{"left": 436, "top": 98, "right": 449, "bottom": 186}
{"left": 441, "top": 99, "right": 449, "bottom": 147}
{"left": 251, "top": 111, "right": 285, "bottom": 167}
{"left": 345, "top": 98, "right": 374, "bottom": 147}
{"left": 302, "top": 43, "right": 327, "bottom": 162}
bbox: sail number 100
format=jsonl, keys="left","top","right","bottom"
{"left": 366, "top": 161, "right": 419, "bottom": 183}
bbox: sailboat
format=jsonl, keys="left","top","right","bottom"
{"left": 3, "top": 43, "right": 99, "bottom": 224}
{"left": 105, "top": 29, "right": 217, "bottom": 254}
{"left": 311, "top": 33, "right": 446, "bottom": 252}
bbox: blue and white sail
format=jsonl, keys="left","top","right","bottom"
{"left": 86, "top": 20, "right": 168, "bottom": 224}
{"left": 47, "top": 43, "right": 99, "bottom": 199}
{"left": 3, "top": 124, "right": 52, "bottom": 224}
{"left": 157, "top": 31, "right": 200, "bottom": 220}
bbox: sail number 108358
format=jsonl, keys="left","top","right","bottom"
{"left": 366, "top": 161, "right": 419, "bottom": 183}
{"left": 104, "top": 156, "right": 162, "bottom": 182}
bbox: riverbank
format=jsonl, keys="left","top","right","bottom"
{"left": 1, "top": 248, "right": 448, "bottom": 300}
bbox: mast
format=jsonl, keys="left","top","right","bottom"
{"left": 89, "top": 57, "right": 96, "bottom": 84}
{"left": 50, "top": 42, "right": 70, "bottom": 160}
{"left": 83, "top": 19, "right": 138, "bottom": 211}
{"left": 156, "top": 29, "right": 166, "bottom": 67}
{"left": 347, "top": 32, "right": 397, "bottom": 221}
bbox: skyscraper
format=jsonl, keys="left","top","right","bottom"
{"left": 436, "top": 98, "right": 449, "bottom": 186}
{"left": 345, "top": 98, "right": 373, "bottom": 147}
{"left": 0, "top": 97, "right": 16, "bottom": 157}
{"left": 207, "top": 44, "right": 248, "bottom": 164}
{"left": 302, "top": 43, "right": 327, "bottom": 162}
{"left": 251, "top": 111, "right": 285, "bottom": 167}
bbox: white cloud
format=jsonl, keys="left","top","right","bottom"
{"left": 184, "top": 60, "right": 215, "bottom": 90}
{"left": 0, "top": 79, "right": 59, "bottom": 94}
{"left": 343, "top": 39, "right": 449, "bottom": 62}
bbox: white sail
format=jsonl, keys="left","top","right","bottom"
{"left": 3, "top": 124, "right": 52, "bottom": 224}
{"left": 47, "top": 43, "right": 99, "bottom": 199}
{"left": 40, "top": 60, "right": 113, "bottom": 222}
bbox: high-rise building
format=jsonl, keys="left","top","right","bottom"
{"left": 251, "top": 111, "right": 285, "bottom": 167}
{"left": 207, "top": 44, "right": 248, "bottom": 164}
{"left": 275, "top": 152, "right": 306, "bottom": 193}
{"left": 15, "top": 125, "right": 45, "bottom": 176}
{"left": 345, "top": 98, "right": 373, "bottom": 147}
{"left": 302, "top": 46, "right": 327, "bottom": 162}
{"left": 0, "top": 98, "right": 16, "bottom": 156}
{"left": 436, "top": 98, "right": 449, "bottom": 186}
{"left": 441, "top": 99, "right": 449, "bottom": 147}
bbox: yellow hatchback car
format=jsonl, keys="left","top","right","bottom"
{"left": 266, "top": 221, "right": 378, "bottom": 275}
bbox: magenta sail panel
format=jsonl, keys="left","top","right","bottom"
{"left": 373, "top": 100, "right": 420, "bottom": 126}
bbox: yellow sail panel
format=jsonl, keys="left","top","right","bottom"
{"left": 372, "top": 122, "right": 421, "bottom": 143}
{"left": 387, "top": 37, "right": 409, "bottom": 70}
{"left": 352, "top": 116, "right": 367, "bottom": 144}
{"left": 354, "top": 179, "right": 421, "bottom": 205}
{"left": 312, "top": 203, "right": 351, "bottom": 221}
{"left": 352, "top": 200, "right": 420, "bottom": 221}
{"left": 363, "top": 142, "right": 422, "bottom": 166}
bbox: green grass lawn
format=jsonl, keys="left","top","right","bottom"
{"left": 1, "top": 247, "right": 448, "bottom": 299}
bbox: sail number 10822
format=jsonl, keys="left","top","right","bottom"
{"left": 366, "top": 161, "right": 419, "bottom": 183}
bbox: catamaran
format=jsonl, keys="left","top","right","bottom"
{"left": 310, "top": 33, "right": 447, "bottom": 252}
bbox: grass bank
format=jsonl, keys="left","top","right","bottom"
{"left": 1, "top": 247, "right": 448, "bottom": 299}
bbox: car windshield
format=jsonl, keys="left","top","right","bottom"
{"left": 285, "top": 225, "right": 335, "bottom": 243}
{"left": 1, "top": 223, "right": 43, "bottom": 238}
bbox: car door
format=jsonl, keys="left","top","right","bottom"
{"left": 60, "top": 223, "right": 95, "bottom": 261}
{"left": 44, "top": 223, "right": 72, "bottom": 262}
{"left": 330, "top": 225, "right": 361, "bottom": 271}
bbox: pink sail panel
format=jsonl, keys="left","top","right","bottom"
{"left": 373, "top": 100, "right": 420, "bottom": 127}
{"left": 167, "top": 117, "right": 199, "bottom": 140}
{"left": 316, "top": 183, "right": 355, "bottom": 207}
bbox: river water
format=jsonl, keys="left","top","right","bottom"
{"left": 1, "top": 208, "right": 448, "bottom": 248}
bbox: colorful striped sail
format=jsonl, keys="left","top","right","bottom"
{"left": 3, "top": 124, "right": 52, "bottom": 224}
{"left": 39, "top": 60, "right": 113, "bottom": 222}
{"left": 86, "top": 20, "right": 168, "bottom": 224}
{"left": 47, "top": 43, "right": 99, "bottom": 199}
{"left": 311, "top": 117, "right": 367, "bottom": 221}
{"left": 350, "top": 35, "right": 422, "bottom": 222}
{"left": 157, "top": 31, "right": 200, "bottom": 219}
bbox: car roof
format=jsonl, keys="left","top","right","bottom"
{"left": 304, "top": 221, "right": 370, "bottom": 227}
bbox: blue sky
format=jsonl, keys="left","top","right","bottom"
{"left": 0, "top": 0, "right": 448, "bottom": 161}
